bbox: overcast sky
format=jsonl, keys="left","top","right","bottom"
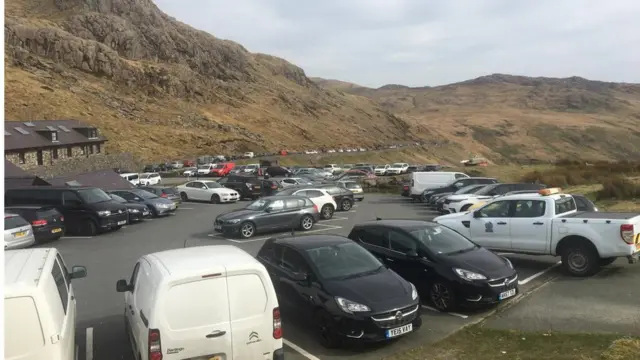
{"left": 153, "top": 0, "right": 640, "bottom": 88}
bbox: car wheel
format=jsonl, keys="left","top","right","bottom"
{"left": 81, "top": 219, "right": 98, "bottom": 237}
{"left": 460, "top": 204, "right": 472, "bottom": 212}
{"left": 211, "top": 194, "right": 221, "bottom": 204}
{"left": 148, "top": 205, "right": 158, "bottom": 218}
{"left": 599, "top": 257, "right": 617, "bottom": 266}
{"left": 315, "top": 310, "right": 341, "bottom": 348}
{"left": 561, "top": 243, "right": 600, "bottom": 277}
{"left": 320, "top": 204, "right": 334, "bottom": 220}
{"left": 300, "top": 215, "right": 314, "bottom": 231}
{"left": 340, "top": 199, "right": 352, "bottom": 211}
{"left": 239, "top": 222, "right": 256, "bottom": 239}
{"left": 429, "top": 281, "right": 456, "bottom": 312}
{"left": 180, "top": 192, "right": 189, "bottom": 201}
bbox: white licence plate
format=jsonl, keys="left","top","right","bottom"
{"left": 117, "top": 220, "right": 127, "bottom": 226}
{"left": 499, "top": 288, "right": 517, "bottom": 300}
{"left": 214, "top": 224, "right": 222, "bottom": 230}
{"left": 385, "top": 324, "right": 413, "bottom": 338}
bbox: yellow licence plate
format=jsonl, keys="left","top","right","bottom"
{"left": 52, "top": 228, "right": 62, "bottom": 233}
{"left": 14, "top": 231, "right": 26, "bottom": 238}
{"left": 209, "top": 356, "right": 222, "bottom": 360}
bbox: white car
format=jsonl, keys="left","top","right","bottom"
{"left": 4, "top": 213, "right": 36, "bottom": 250}
{"left": 244, "top": 164, "right": 260, "bottom": 173}
{"left": 243, "top": 152, "right": 255, "bottom": 158}
{"left": 278, "top": 177, "right": 313, "bottom": 187}
{"left": 117, "top": 246, "right": 283, "bottom": 360}
{"left": 182, "top": 167, "right": 197, "bottom": 176}
{"left": 138, "top": 172, "right": 162, "bottom": 186}
{"left": 386, "top": 163, "right": 409, "bottom": 175}
{"left": 197, "top": 164, "right": 215, "bottom": 175}
{"left": 324, "top": 164, "right": 341, "bottom": 174}
{"left": 374, "top": 164, "right": 390, "bottom": 175}
{"left": 176, "top": 180, "right": 239, "bottom": 203}
{"left": 435, "top": 188, "right": 640, "bottom": 277}
{"left": 304, "top": 150, "right": 319, "bottom": 154}
{"left": 119, "top": 173, "right": 140, "bottom": 186}
{"left": 280, "top": 188, "right": 337, "bottom": 220}
{"left": 169, "top": 161, "right": 183, "bottom": 169}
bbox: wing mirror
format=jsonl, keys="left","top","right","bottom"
{"left": 70, "top": 266, "right": 87, "bottom": 279}
{"left": 405, "top": 250, "right": 420, "bottom": 259}
{"left": 133, "top": 197, "right": 142, "bottom": 201}
{"left": 292, "top": 272, "right": 309, "bottom": 282}
{"left": 116, "top": 279, "right": 132, "bottom": 292}
{"left": 473, "top": 210, "right": 481, "bottom": 218}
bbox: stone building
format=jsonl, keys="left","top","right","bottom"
{"left": 4, "top": 120, "right": 107, "bottom": 171}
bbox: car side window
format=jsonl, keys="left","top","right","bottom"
{"left": 360, "top": 227, "right": 390, "bottom": 248}
{"left": 283, "top": 179, "right": 296, "bottom": 184}
{"left": 51, "top": 260, "right": 69, "bottom": 314}
{"left": 116, "top": 191, "right": 135, "bottom": 200}
{"left": 513, "top": 200, "right": 546, "bottom": 218}
{"left": 478, "top": 200, "right": 512, "bottom": 218}
{"left": 129, "top": 263, "right": 140, "bottom": 289}
{"left": 284, "top": 199, "right": 301, "bottom": 209}
{"left": 280, "top": 248, "right": 309, "bottom": 273}
{"left": 387, "top": 230, "right": 417, "bottom": 253}
{"left": 258, "top": 243, "right": 281, "bottom": 263}
{"left": 269, "top": 200, "right": 284, "bottom": 211}
{"left": 62, "top": 191, "right": 83, "bottom": 206}
{"left": 31, "top": 190, "right": 61, "bottom": 206}
{"left": 306, "top": 190, "right": 323, "bottom": 198}
{"left": 56, "top": 254, "right": 71, "bottom": 284}
{"left": 454, "top": 173, "right": 467, "bottom": 179}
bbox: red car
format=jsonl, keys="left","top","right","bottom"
{"left": 183, "top": 159, "right": 195, "bottom": 167}
{"left": 210, "top": 162, "right": 235, "bottom": 177}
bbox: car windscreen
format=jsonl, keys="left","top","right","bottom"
{"left": 132, "top": 189, "right": 158, "bottom": 199}
{"left": 473, "top": 184, "right": 498, "bottom": 196}
{"left": 306, "top": 242, "right": 383, "bottom": 280}
{"left": 214, "top": 164, "right": 224, "bottom": 169}
{"left": 4, "top": 215, "right": 29, "bottom": 230}
{"left": 410, "top": 226, "right": 476, "bottom": 255}
{"left": 455, "top": 184, "right": 486, "bottom": 194}
{"left": 246, "top": 199, "right": 269, "bottom": 210}
{"left": 109, "top": 194, "right": 128, "bottom": 203}
{"left": 342, "top": 182, "right": 360, "bottom": 189}
{"left": 77, "top": 188, "right": 113, "bottom": 204}
{"left": 126, "top": 174, "right": 139, "bottom": 180}
{"left": 391, "top": 163, "right": 404, "bottom": 167}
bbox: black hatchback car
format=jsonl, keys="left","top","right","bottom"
{"left": 108, "top": 193, "right": 151, "bottom": 223}
{"left": 217, "top": 175, "right": 263, "bottom": 199}
{"left": 348, "top": 220, "right": 518, "bottom": 311}
{"left": 4, "top": 205, "right": 65, "bottom": 243}
{"left": 256, "top": 235, "right": 421, "bottom": 348}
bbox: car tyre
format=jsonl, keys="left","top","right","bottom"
{"left": 429, "top": 281, "right": 456, "bottom": 312}
{"left": 320, "top": 204, "right": 334, "bottom": 220}
{"left": 211, "top": 194, "right": 221, "bottom": 204}
{"left": 340, "top": 199, "right": 353, "bottom": 211}
{"left": 315, "top": 310, "right": 341, "bottom": 349}
{"left": 239, "top": 221, "right": 256, "bottom": 239}
{"left": 599, "top": 257, "right": 617, "bottom": 266}
{"left": 561, "top": 243, "right": 600, "bottom": 276}
{"left": 148, "top": 205, "right": 159, "bottom": 218}
{"left": 81, "top": 219, "right": 98, "bottom": 236}
{"left": 180, "top": 192, "right": 189, "bottom": 201}
{"left": 300, "top": 215, "right": 314, "bottom": 231}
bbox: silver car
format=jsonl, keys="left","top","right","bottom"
{"left": 4, "top": 213, "right": 36, "bottom": 250}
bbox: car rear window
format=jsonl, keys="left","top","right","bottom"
{"left": 228, "top": 274, "right": 268, "bottom": 322}
{"left": 36, "top": 208, "right": 60, "bottom": 219}
{"left": 162, "top": 188, "right": 178, "bottom": 195}
{"left": 342, "top": 182, "right": 360, "bottom": 189}
{"left": 164, "top": 278, "right": 230, "bottom": 330}
{"left": 4, "top": 297, "right": 45, "bottom": 357}
{"left": 5, "top": 215, "right": 29, "bottom": 229}
{"left": 555, "top": 197, "right": 577, "bottom": 215}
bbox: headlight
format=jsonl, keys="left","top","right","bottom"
{"left": 503, "top": 257, "right": 513, "bottom": 269}
{"left": 128, "top": 208, "right": 140, "bottom": 213}
{"left": 227, "top": 219, "right": 241, "bottom": 224}
{"left": 453, "top": 268, "right": 487, "bottom": 281}
{"left": 410, "top": 283, "right": 418, "bottom": 300}
{"left": 335, "top": 297, "right": 370, "bottom": 314}
{"left": 97, "top": 210, "right": 111, "bottom": 216}
{"left": 157, "top": 203, "right": 170, "bottom": 208}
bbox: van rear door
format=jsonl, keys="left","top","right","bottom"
{"left": 160, "top": 273, "right": 233, "bottom": 359}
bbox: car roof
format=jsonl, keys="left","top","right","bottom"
{"left": 262, "top": 195, "right": 309, "bottom": 201}
{"left": 4, "top": 205, "right": 48, "bottom": 210}
{"left": 355, "top": 219, "right": 439, "bottom": 230}
{"left": 5, "top": 248, "right": 53, "bottom": 291}
{"left": 147, "top": 245, "right": 262, "bottom": 278}
{"left": 273, "top": 234, "right": 351, "bottom": 250}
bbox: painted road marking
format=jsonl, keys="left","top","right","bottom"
{"left": 86, "top": 327, "right": 94, "bottom": 360}
{"left": 348, "top": 210, "right": 357, "bottom": 213}
{"left": 421, "top": 305, "right": 469, "bottom": 319}
{"left": 61, "top": 236, "right": 93, "bottom": 239}
{"left": 178, "top": 207, "right": 195, "bottom": 209}
{"left": 284, "top": 339, "right": 320, "bottom": 360}
{"left": 320, "top": 216, "right": 349, "bottom": 222}
{"left": 518, "top": 261, "right": 562, "bottom": 285}
{"left": 223, "top": 225, "right": 343, "bottom": 243}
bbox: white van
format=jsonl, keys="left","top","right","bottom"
{"left": 120, "top": 173, "right": 140, "bottom": 186}
{"left": 4, "top": 248, "right": 87, "bottom": 360}
{"left": 117, "top": 245, "right": 283, "bottom": 360}
{"left": 410, "top": 171, "right": 469, "bottom": 198}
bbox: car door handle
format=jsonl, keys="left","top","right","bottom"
{"left": 386, "top": 258, "right": 395, "bottom": 262}
{"left": 497, "top": 222, "right": 507, "bottom": 225}
{"left": 206, "top": 330, "right": 226, "bottom": 338}
{"left": 533, "top": 222, "right": 544, "bottom": 225}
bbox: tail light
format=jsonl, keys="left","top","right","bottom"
{"left": 312, "top": 205, "right": 318, "bottom": 212}
{"left": 273, "top": 307, "right": 282, "bottom": 339}
{"left": 621, "top": 224, "right": 635, "bottom": 244}
{"left": 60, "top": 216, "right": 64, "bottom": 222}
{"left": 32, "top": 219, "right": 48, "bottom": 226}
{"left": 160, "top": 193, "right": 168, "bottom": 198}
{"left": 149, "top": 329, "right": 162, "bottom": 360}
{"left": 403, "top": 185, "right": 409, "bottom": 190}
{"left": 271, "top": 184, "right": 277, "bottom": 190}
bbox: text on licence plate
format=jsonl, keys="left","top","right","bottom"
{"left": 13, "top": 231, "right": 26, "bottom": 238}
{"left": 51, "top": 228, "right": 62, "bottom": 233}
{"left": 499, "top": 289, "right": 517, "bottom": 300}
{"left": 117, "top": 220, "right": 127, "bottom": 226}
{"left": 214, "top": 224, "right": 222, "bottom": 230}
{"left": 385, "top": 323, "right": 413, "bottom": 338}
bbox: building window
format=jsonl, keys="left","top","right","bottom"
{"left": 37, "top": 151, "right": 43, "bottom": 166}
{"left": 51, "top": 132, "right": 58, "bottom": 141}
{"left": 89, "top": 129, "right": 97, "bottom": 138}
{"left": 67, "top": 147, "right": 72, "bottom": 157}
{"left": 53, "top": 148, "right": 58, "bottom": 159}
{"left": 19, "top": 152, "right": 25, "bottom": 164}
{"left": 96, "top": 144, "right": 101, "bottom": 154}
{"left": 81, "top": 146, "right": 86, "bottom": 155}
{"left": 89, "top": 145, "right": 94, "bottom": 155}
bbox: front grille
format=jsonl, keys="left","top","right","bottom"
{"left": 371, "top": 304, "right": 419, "bottom": 329}
{"left": 488, "top": 274, "right": 518, "bottom": 292}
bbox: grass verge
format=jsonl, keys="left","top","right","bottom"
{"left": 384, "top": 326, "right": 640, "bottom": 360}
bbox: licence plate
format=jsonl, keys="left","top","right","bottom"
{"left": 209, "top": 356, "right": 222, "bottom": 360}
{"left": 385, "top": 324, "right": 413, "bottom": 338}
{"left": 117, "top": 220, "right": 127, "bottom": 226}
{"left": 51, "top": 228, "right": 62, "bottom": 233}
{"left": 499, "top": 288, "right": 517, "bottom": 300}
{"left": 214, "top": 224, "right": 222, "bottom": 230}
{"left": 13, "top": 231, "right": 26, "bottom": 238}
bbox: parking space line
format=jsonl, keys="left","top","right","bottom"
{"left": 518, "top": 261, "right": 562, "bottom": 285}
{"left": 61, "top": 236, "right": 93, "bottom": 239}
{"left": 283, "top": 339, "right": 320, "bottom": 360}
{"left": 421, "top": 305, "right": 468, "bottom": 319}
{"left": 86, "top": 327, "right": 93, "bottom": 360}
{"left": 179, "top": 207, "right": 195, "bottom": 209}
{"left": 348, "top": 210, "right": 357, "bottom": 213}
{"left": 224, "top": 225, "right": 344, "bottom": 243}
{"left": 320, "top": 216, "right": 349, "bottom": 222}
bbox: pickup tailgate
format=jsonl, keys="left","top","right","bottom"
{"left": 558, "top": 212, "right": 640, "bottom": 256}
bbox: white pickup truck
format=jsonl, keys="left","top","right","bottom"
{"left": 434, "top": 189, "right": 640, "bottom": 277}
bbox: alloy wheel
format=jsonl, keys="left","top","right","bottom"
{"left": 341, "top": 199, "right": 352, "bottom": 211}
{"left": 240, "top": 223, "right": 255, "bottom": 238}
{"left": 431, "top": 283, "right": 452, "bottom": 311}
{"left": 301, "top": 216, "right": 313, "bottom": 230}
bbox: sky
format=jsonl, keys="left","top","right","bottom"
{"left": 153, "top": 0, "right": 640, "bottom": 88}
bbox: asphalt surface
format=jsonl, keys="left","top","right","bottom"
{"left": 43, "top": 194, "right": 565, "bottom": 360}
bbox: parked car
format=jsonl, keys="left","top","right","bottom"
{"left": 422, "top": 177, "right": 499, "bottom": 203}
{"left": 273, "top": 188, "right": 337, "bottom": 220}
{"left": 276, "top": 177, "right": 314, "bottom": 188}
{"left": 348, "top": 219, "right": 518, "bottom": 311}
{"left": 119, "top": 172, "right": 140, "bottom": 186}
{"left": 256, "top": 235, "right": 422, "bottom": 348}
{"left": 181, "top": 167, "right": 197, "bottom": 176}
{"left": 433, "top": 184, "right": 489, "bottom": 212}
{"left": 169, "top": 161, "right": 184, "bottom": 169}
{"left": 386, "top": 163, "right": 409, "bottom": 175}
{"left": 108, "top": 194, "right": 151, "bottom": 222}
{"left": 5, "top": 187, "right": 128, "bottom": 236}
{"left": 138, "top": 186, "right": 182, "bottom": 207}
{"left": 314, "top": 184, "right": 356, "bottom": 211}
{"left": 5, "top": 248, "right": 86, "bottom": 360}
{"left": 138, "top": 172, "right": 162, "bottom": 186}
{"left": 209, "top": 162, "right": 235, "bottom": 177}
{"left": 214, "top": 196, "right": 320, "bottom": 238}
{"left": 244, "top": 164, "right": 260, "bottom": 174}
{"left": 116, "top": 246, "right": 283, "bottom": 360}
{"left": 175, "top": 180, "right": 240, "bottom": 204}
{"left": 108, "top": 189, "right": 177, "bottom": 217}
{"left": 266, "top": 166, "right": 293, "bottom": 177}
{"left": 230, "top": 165, "right": 246, "bottom": 174}
{"left": 143, "top": 164, "right": 163, "bottom": 172}
{"left": 4, "top": 206, "right": 65, "bottom": 244}
{"left": 443, "top": 183, "right": 546, "bottom": 213}
{"left": 217, "top": 175, "right": 262, "bottom": 200}
{"left": 572, "top": 194, "right": 598, "bottom": 212}
{"left": 336, "top": 181, "right": 364, "bottom": 201}
{"left": 374, "top": 164, "right": 390, "bottom": 176}
{"left": 4, "top": 214, "right": 36, "bottom": 250}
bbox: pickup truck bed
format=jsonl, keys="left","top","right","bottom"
{"left": 559, "top": 212, "right": 640, "bottom": 220}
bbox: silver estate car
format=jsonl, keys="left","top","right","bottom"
{"left": 4, "top": 213, "right": 36, "bottom": 250}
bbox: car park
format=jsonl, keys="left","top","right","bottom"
{"left": 273, "top": 188, "right": 337, "bottom": 219}
{"left": 116, "top": 246, "right": 283, "bottom": 360}
{"left": 409, "top": 172, "right": 470, "bottom": 199}
{"left": 175, "top": 180, "right": 240, "bottom": 203}
{"left": 348, "top": 220, "right": 518, "bottom": 311}
{"left": 217, "top": 175, "right": 263, "bottom": 200}
{"left": 5, "top": 248, "right": 86, "bottom": 360}
{"left": 421, "top": 177, "right": 498, "bottom": 203}
{"left": 108, "top": 189, "right": 177, "bottom": 217}
{"left": 5, "top": 186, "right": 128, "bottom": 236}
{"left": 4, "top": 213, "right": 36, "bottom": 250}
{"left": 138, "top": 172, "right": 162, "bottom": 186}
{"left": 214, "top": 196, "right": 320, "bottom": 238}
{"left": 434, "top": 188, "right": 640, "bottom": 276}
{"left": 107, "top": 193, "right": 151, "bottom": 222}
{"left": 256, "top": 235, "right": 422, "bottom": 348}
{"left": 442, "top": 183, "right": 546, "bottom": 213}
{"left": 5, "top": 205, "right": 65, "bottom": 244}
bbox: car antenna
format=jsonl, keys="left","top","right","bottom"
{"left": 376, "top": 216, "right": 382, "bottom": 221}
{"left": 183, "top": 237, "right": 190, "bottom": 248}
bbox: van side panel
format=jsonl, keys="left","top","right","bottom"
{"left": 4, "top": 296, "right": 47, "bottom": 360}
{"left": 411, "top": 173, "right": 456, "bottom": 195}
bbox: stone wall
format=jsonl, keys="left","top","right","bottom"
{"left": 5, "top": 143, "right": 103, "bottom": 169}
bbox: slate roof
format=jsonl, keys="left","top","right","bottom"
{"left": 4, "top": 160, "right": 51, "bottom": 187}
{"left": 47, "top": 169, "right": 133, "bottom": 190}
{"left": 4, "top": 120, "right": 107, "bottom": 151}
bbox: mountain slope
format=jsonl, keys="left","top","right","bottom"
{"left": 4, "top": 0, "right": 414, "bottom": 160}
{"left": 313, "top": 74, "right": 640, "bottom": 162}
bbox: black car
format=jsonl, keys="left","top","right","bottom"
{"left": 572, "top": 194, "right": 598, "bottom": 212}
{"left": 256, "top": 235, "right": 422, "bottom": 347}
{"left": 108, "top": 189, "right": 176, "bottom": 217}
{"left": 217, "top": 174, "right": 262, "bottom": 199}
{"left": 277, "top": 184, "right": 355, "bottom": 211}
{"left": 4, "top": 205, "right": 65, "bottom": 243}
{"left": 266, "top": 166, "right": 292, "bottom": 177}
{"left": 5, "top": 186, "right": 128, "bottom": 236}
{"left": 422, "top": 177, "right": 498, "bottom": 203}
{"left": 348, "top": 220, "right": 518, "bottom": 311}
{"left": 108, "top": 194, "right": 151, "bottom": 222}
{"left": 138, "top": 186, "right": 182, "bottom": 207}
{"left": 214, "top": 196, "right": 320, "bottom": 238}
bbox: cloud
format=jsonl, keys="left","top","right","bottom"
{"left": 153, "top": 0, "right": 640, "bottom": 87}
